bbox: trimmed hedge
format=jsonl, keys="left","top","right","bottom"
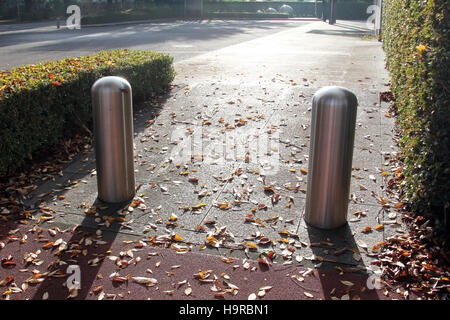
{"left": 81, "top": 7, "right": 184, "bottom": 25}
{"left": 0, "top": 49, "right": 175, "bottom": 176}
{"left": 382, "top": 0, "right": 449, "bottom": 229}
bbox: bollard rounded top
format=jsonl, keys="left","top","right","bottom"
{"left": 91, "top": 76, "right": 131, "bottom": 95}
{"left": 312, "top": 86, "right": 358, "bottom": 108}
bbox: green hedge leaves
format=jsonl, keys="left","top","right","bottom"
{"left": 382, "top": 0, "right": 450, "bottom": 228}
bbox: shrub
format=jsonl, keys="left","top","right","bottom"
{"left": 80, "top": 7, "right": 184, "bottom": 25}
{"left": 0, "top": 49, "right": 175, "bottom": 176}
{"left": 382, "top": 0, "right": 449, "bottom": 230}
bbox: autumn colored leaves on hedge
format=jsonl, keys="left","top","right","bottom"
{"left": 0, "top": 49, "right": 175, "bottom": 175}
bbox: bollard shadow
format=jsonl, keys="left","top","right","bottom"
{"left": 305, "top": 222, "right": 380, "bottom": 300}
{"left": 31, "top": 197, "right": 134, "bottom": 300}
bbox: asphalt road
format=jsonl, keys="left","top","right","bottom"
{"left": 0, "top": 19, "right": 315, "bottom": 70}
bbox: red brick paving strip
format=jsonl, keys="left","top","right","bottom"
{"left": 0, "top": 221, "right": 410, "bottom": 301}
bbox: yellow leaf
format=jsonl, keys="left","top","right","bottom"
{"left": 172, "top": 234, "right": 184, "bottom": 242}
{"left": 245, "top": 242, "right": 257, "bottom": 249}
{"left": 206, "top": 236, "right": 217, "bottom": 244}
{"left": 416, "top": 44, "right": 426, "bottom": 52}
{"left": 195, "top": 270, "right": 211, "bottom": 279}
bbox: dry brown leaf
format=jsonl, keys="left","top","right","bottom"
{"left": 67, "top": 287, "right": 78, "bottom": 299}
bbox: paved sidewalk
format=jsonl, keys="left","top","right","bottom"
{"left": 0, "top": 20, "right": 410, "bottom": 302}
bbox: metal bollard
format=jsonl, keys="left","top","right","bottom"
{"left": 329, "top": 0, "right": 336, "bottom": 25}
{"left": 304, "top": 86, "right": 358, "bottom": 229}
{"left": 91, "top": 76, "right": 135, "bottom": 203}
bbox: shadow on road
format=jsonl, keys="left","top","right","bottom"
{"left": 30, "top": 198, "right": 133, "bottom": 300}
{"left": 0, "top": 19, "right": 298, "bottom": 50}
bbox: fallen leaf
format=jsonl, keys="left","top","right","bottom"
{"left": 259, "top": 285, "right": 272, "bottom": 292}
{"left": 67, "top": 287, "right": 78, "bottom": 299}
{"left": 340, "top": 280, "right": 354, "bottom": 287}
{"left": 132, "top": 276, "right": 158, "bottom": 287}
{"left": 194, "top": 270, "right": 211, "bottom": 280}
{"left": 356, "top": 239, "right": 368, "bottom": 249}
{"left": 172, "top": 234, "right": 184, "bottom": 242}
{"left": 42, "top": 241, "right": 55, "bottom": 249}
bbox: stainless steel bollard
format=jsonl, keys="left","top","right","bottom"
{"left": 304, "top": 86, "right": 358, "bottom": 229}
{"left": 91, "top": 76, "right": 135, "bottom": 203}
